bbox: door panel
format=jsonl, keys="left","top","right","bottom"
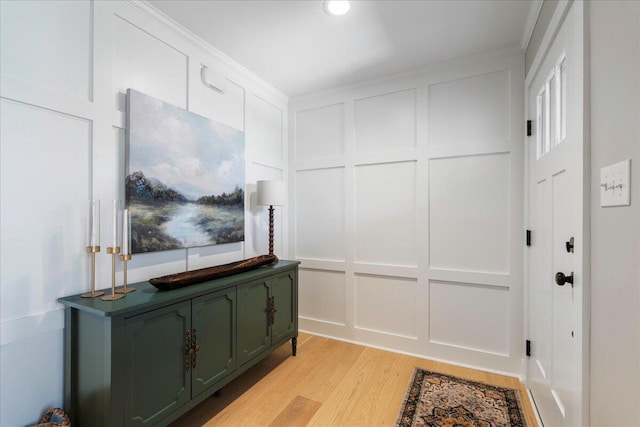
{"left": 530, "top": 177, "right": 552, "bottom": 385}
{"left": 192, "top": 287, "right": 237, "bottom": 397}
{"left": 526, "top": 2, "right": 585, "bottom": 426}
{"left": 124, "top": 301, "right": 191, "bottom": 426}
{"left": 237, "top": 278, "right": 271, "bottom": 366}
{"left": 271, "top": 271, "right": 297, "bottom": 342}
{"left": 551, "top": 169, "right": 575, "bottom": 417}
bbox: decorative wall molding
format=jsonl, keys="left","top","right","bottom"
{"left": 0, "top": 309, "right": 64, "bottom": 346}
{"left": 290, "top": 52, "right": 524, "bottom": 376}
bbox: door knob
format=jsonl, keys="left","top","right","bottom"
{"left": 555, "top": 271, "right": 574, "bottom": 286}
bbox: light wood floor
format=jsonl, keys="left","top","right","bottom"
{"left": 171, "top": 333, "right": 539, "bottom": 426}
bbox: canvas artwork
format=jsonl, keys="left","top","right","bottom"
{"left": 126, "top": 89, "right": 245, "bottom": 254}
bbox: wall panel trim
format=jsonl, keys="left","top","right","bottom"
{"left": 428, "top": 339, "right": 510, "bottom": 358}
{"left": 0, "top": 309, "right": 64, "bottom": 346}
{"left": 299, "top": 261, "right": 346, "bottom": 272}
{"left": 429, "top": 269, "right": 511, "bottom": 288}
{"left": 1, "top": 76, "right": 96, "bottom": 121}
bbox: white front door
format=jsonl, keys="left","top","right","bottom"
{"left": 525, "top": 2, "right": 587, "bottom": 426}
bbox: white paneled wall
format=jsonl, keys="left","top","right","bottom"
{"left": 0, "top": 1, "right": 287, "bottom": 425}
{"left": 290, "top": 52, "right": 524, "bottom": 375}
{"left": 295, "top": 103, "right": 345, "bottom": 162}
{"left": 354, "top": 89, "right": 417, "bottom": 154}
{"left": 113, "top": 14, "right": 189, "bottom": 108}
{"left": 299, "top": 269, "right": 346, "bottom": 325}
{"left": 355, "top": 161, "right": 417, "bottom": 266}
{"left": 1, "top": 100, "right": 91, "bottom": 316}
{"left": 429, "top": 281, "right": 510, "bottom": 355}
{"left": 355, "top": 274, "right": 418, "bottom": 339}
{"left": 295, "top": 167, "right": 346, "bottom": 261}
{"left": 428, "top": 70, "right": 511, "bottom": 157}
{"left": 429, "top": 153, "right": 510, "bottom": 273}
{"left": 0, "top": 0, "right": 93, "bottom": 101}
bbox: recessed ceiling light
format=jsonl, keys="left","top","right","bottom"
{"left": 324, "top": 0, "right": 350, "bottom": 16}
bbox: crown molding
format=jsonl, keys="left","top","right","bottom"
{"left": 521, "top": 0, "right": 544, "bottom": 50}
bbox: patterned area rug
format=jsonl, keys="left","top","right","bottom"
{"left": 396, "top": 368, "right": 528, "bottom": 427}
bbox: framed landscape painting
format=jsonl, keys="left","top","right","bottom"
{"left": 126, "top": 89, "right": 245, "bottom": 254}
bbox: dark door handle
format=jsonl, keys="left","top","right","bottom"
{"left": 555, "top": 272, "right": 574, "bottom": 286}
{"left": 566, "top": 237, "right": 575, "bottom": 253}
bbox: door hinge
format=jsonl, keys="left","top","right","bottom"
{"left": 526, "top": 340, "right": 531, "bottom": 357}
{"left": 526, "top": 120, "right": 532, "bottom": 137}
{"left": 526, "top": 230, "right": 532, "bottom": 246}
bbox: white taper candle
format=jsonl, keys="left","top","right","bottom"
{"left": 91, "top": 200, "right": 100, "bottom": 247}
{"left": 112, "top": 200, "right": 119, "bottom": 248}
{"left": 122, "top": 209, "right": 130, "bottom": 255}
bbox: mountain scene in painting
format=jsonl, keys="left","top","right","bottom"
{"left": 126, "top": 89, "right": 245, "bottom": 254}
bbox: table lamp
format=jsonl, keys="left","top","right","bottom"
{"left": 257, "top": 180, "right": 286, "bottom": 255}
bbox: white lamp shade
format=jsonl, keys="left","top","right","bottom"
{"left": 257, "top": 180, "right": 286, "bottom": 206}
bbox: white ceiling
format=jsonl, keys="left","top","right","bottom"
{"left": 149, "top": 0, "right": 535, "bottom": 97}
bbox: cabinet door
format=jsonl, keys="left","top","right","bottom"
{"left": 191, "top": 287, "right": 236, "bottom": 397}
{"left": 237, "top": 278, "right": 271, "bottom": 366}
{"left": 123, "top": 301, "right": 191, "bottom": 426}
{"left": 271, "top": 270, "right": 297, "bottom": 342}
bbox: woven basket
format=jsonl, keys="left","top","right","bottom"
{"left": 32, "top": 408, "right": 70, "bottom": 427}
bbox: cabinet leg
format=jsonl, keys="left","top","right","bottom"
{"left": 292, "top": 336, "right": 297, "bottom": 356}
{"left": 214, "top": 389, "right": 222, "bottom": 397}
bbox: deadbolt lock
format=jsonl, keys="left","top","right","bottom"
{"left": 566, "top": 237, "right": 575, "bottom": 253}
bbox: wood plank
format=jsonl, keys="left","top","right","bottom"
{"left": 306, "top": 346, "right": 415, "bottom": 427}
{"left": 268, "top": 396, "right": 322, "bottom": 427}
{"left": 294, "top": 337, "right": 365, "bottom": 403}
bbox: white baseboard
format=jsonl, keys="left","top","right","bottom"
{"left": 299, "top": 328, "right": 524, "bottom": 381}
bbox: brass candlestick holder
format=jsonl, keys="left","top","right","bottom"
{"left": 81, "top": 246, "right": 104, "bottom": 298}
{"left": 102, "top": 247, "right": 125, "bottom": 301}
{"left": 116, "top": 254, "right": 135, "bottom": 294}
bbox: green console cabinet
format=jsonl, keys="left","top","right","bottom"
{"left": 59, "top": 260, "right": 299, "bottom": 427}
{"left": 191, "top": 288, "right": 237, "bottom": 397}
{"left": 237, "top": 268, "right": 297, "bottom": 366}
{"left": 123, "top": 300, "right": 192, "bottom": 426}
{"left": 271, "top": 270, "right": 297, "bottom": 344}
{"left": 237, "top": 277, "right": 271, "bottom": 366}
